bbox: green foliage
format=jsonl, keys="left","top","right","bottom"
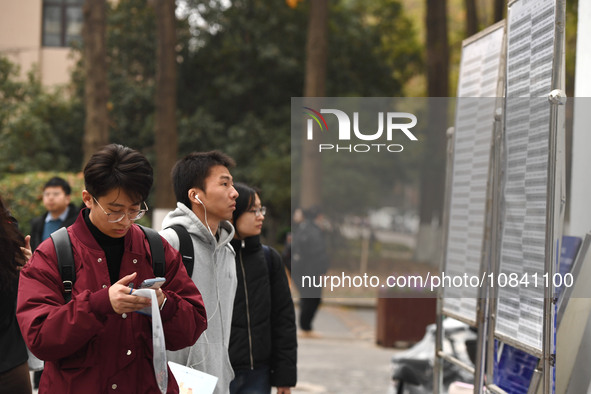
{"left": 566, "top": 0, "right": 578, "bottom": 98}
{"left": 176, "top": 0, "right": 422, "bottom": 231}
{"left": 327, "top": 0, "right": 423, "bottom": 96}
{"left": 178, "top": 0, "right": 307, "bottom": 125}
{"left": 2, "top": 0, "right": 424, "bottom": 242}
{"left": 292, "top": 98, "right": 427, "bottom": 220}
{"left": 0, "top": 57, "right": 84, "bottom": 174}
{"left": 105, "top": 0, "right": 157, "bottom": 152}
{"left": 0, "top": 172, "right": 85, "bottom": 236}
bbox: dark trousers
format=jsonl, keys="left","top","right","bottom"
{"left": 299, "top": 297, "right": 321, "bottom": 331}
{"left": 230, "top": 365, "right": 271, "bottom": 394}
{"left": 0, "top": 362, "right": 32, "bottom": 394}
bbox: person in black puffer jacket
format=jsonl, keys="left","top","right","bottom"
{"left": 229, "top": 183, "right": 297, "bottom": 394}
{"left": 0, "top": 196, "right": 32, "bottom": 394}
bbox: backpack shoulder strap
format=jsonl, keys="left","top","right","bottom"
{"left": 139, "top": 225, "right": 166, "bottom": 277}
{"left": 51, "top": 227, "right": 75, "bottom": 303}
{"left": 262, "top": 244, "right": 272, "bottom": 275}
{"left": 166, "top": 224, "right": 194, "bottom": 277}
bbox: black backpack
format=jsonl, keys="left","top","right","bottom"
{"left": 51, "top": 225, "right": 191, "bottom": 303}
{"left": 52, "top": 224, "right": 266, "bottom": 302}
{"left": 164, "top": 224, "right": 194, "bottom": 278}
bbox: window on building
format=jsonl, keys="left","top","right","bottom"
{"left": 42, "top": 0, "right": 84, "bottom": 47}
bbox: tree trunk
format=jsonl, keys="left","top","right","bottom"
{"left": 300, "top": 0, "right": 329, "bottom": 210}
{"left": 465, "top": 0, "right": 478, "bottom": 36}
{"left": 493, "top": 0, "right": 504, "bottom": 23}
{"left": 416, "top": 0, "right": 449, "bottom": 263}
{"left": 426, "top": 0, "right": 449, "bottom": 99}
{"left": 152, "top": 0, "right": 178, "bottom": 211}
{"left": 82, "top": 0, "right": 109, "bottom": 166}
{"left": 424, "top": 0, "right": 449, "bottom": 221}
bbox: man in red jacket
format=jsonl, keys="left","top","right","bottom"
{"left": 17, "top": 144, "right": 207, "bottom": 393}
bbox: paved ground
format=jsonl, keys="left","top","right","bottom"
{"left": 289, "top": 303, "right": 399, "bottom": 394}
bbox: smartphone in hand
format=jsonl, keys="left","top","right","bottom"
{"left": 139, "top": 277, "right": 166, "bottom": 289}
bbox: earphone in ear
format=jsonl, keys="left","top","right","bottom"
{"left": 194, "top": 193, "right": 214, "bottom": 237}
{"left": 195, "top": 193, "right": 204, "bottom": 205}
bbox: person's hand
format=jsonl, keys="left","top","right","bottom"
{"left": 17, "top": 235, "right": 32, "bottom": 270}
{"left": 108, "top": 272, "right": 152, "bottom": 314}
{"left": 276, "top": 387, "right": 291, "bottom": 394}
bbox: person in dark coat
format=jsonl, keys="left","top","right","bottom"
{"left": 291, "top": 206, "right": 329, "bottom": 337}
{"left": 0, "top": 196, "right": 32, "bottom": 394}
{"left": 229, "top": 183, "right": 297, "bottom": 394}
{"left": 28, "top": 176, "right": 80, "bottom": 387}
{"left": 30, "top": 176, "right": 80, "bottom": 251}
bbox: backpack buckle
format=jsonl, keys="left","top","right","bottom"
{"left": 63, "top": 280, "right": 73, "bottom": 293}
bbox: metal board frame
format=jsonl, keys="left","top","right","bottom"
{"left": 434, "top": 20, "right": 506, "bottom": 394}
{"left": 488, "top": 1, "right": 566, "bottom": 394}
{"left": 494, "top": 0, "right": 558, "bottom": 353}
{"left": 442, "top": 21, "right": 506, "bottom": 323}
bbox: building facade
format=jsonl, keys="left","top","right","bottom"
{"left": 0, "top": 0, "right": 83, "bottom": 86}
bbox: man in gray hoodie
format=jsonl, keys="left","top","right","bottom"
{"left": 160, "top": 151, "right": 239, "bottom": 394}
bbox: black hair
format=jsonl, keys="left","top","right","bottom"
{"left": 231, "top": 182, "right": 259, "bottom": 239}
{"left": 44, "top": 176, "right": 72, "bottom": 195}
{"left": 303, "top": 205, "right": 322, "bottom": 220}
{"left": 172, "top": 151, "right": 236, "bottom": 208}
{"left": 83, "top": 144, "right": 153, "bottom": 202}
{"left": 0, "top": 195, "right": 25, "bottom": 292}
